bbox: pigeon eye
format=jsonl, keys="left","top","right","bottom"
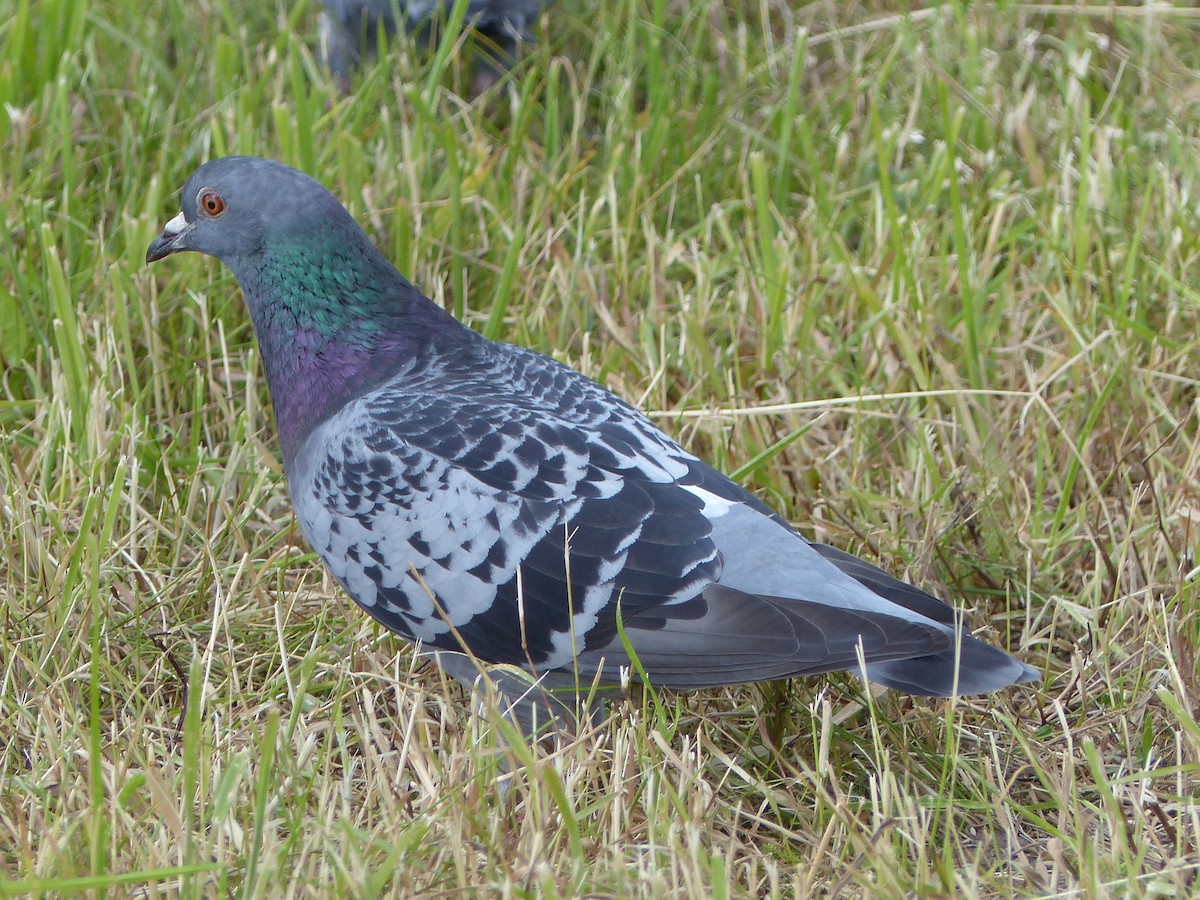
{"left": 197, "top": 189, "right": 226, "bottom": 218}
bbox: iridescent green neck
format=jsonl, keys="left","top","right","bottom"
{"left": 228, "top": 237, "right": 465, "bottom": 462}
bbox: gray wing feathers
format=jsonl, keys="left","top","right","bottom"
{"left": 575, "top": 583, "right": 950, "bottom": 690}
{"left": 702, "top": 501, "right": 953, "bottom": 623}
{"left": 808, "top": 542, "right": 958, "bottom": 624}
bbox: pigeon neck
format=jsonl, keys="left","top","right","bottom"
{"left": 231, "top": 244, "right": 470, "bottom": 463}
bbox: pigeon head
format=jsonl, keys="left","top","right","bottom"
{"left": 147, "top": 156, "right": 466, "bottom": 463}
{"left": 146, "top": 156, "right": 357, "bottom": 272}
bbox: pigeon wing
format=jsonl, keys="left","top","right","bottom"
{"left": 291, "top": 357, "right": 723, "bottom": 670}
{"left": 291, "top": 344, "right": 955, "bottom": 685}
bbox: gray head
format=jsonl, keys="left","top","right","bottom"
{"left": 146, "top": 156, "right": 362, "bottom": 271}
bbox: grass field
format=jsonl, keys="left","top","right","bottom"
{"left": 3, "top": 0, "right": 1200, "bottom": 895}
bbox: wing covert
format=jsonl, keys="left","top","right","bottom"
{"left": 291, "top": 348, "right": 726, "bottom": 669}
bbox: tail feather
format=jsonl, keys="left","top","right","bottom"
{"left": 865, "top": 631, "right": 1039, "bottom": 696}
{"left": 808, "top": 543, "right": 1037, "bottom": 695}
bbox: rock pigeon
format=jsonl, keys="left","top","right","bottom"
{"left": 147, "top": 157, "right": 1038, "bottom": 728}
{"left": 319, "top": 0, "right": 552, "bottom": 91}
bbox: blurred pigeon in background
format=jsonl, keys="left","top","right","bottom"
{"left": 320, "top": 0, "right": 553, "bottom": 92}
{"left": 147, "top": 157, "right": 1038, "bottom": 732}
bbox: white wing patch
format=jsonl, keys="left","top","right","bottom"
{"left": 681, "top": 484, "right": 736, "bottom": 518}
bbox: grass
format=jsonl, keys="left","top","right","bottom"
{"left": 2, "top": 0, "right": 1200, "bottom": 895}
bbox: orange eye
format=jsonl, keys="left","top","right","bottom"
{"left": 197, "top": 189, "right": 226, "bottom": 218}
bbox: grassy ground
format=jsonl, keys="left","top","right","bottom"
{"left": 2, "top": 0, "right": 1200, "bottom": 895}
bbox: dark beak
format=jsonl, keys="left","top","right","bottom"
{"left": 146, "top": 212, "right": 192, "bottom": 263}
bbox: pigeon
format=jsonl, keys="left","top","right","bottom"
{"left": 147, "top": 157, "right": 1038, "bottom": 729}
{"left": 319, "top": 0, "right": 552, "bottom": 91}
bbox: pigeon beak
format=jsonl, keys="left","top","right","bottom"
{"left": 146, "top": 212, "right": 194, "bottom": 263}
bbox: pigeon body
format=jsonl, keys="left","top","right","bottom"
{"left": 319, "top": 0, "right": 551, "bottom": 89}
{"left": 148, "top": 157, "right": 1037, "bottom": 722}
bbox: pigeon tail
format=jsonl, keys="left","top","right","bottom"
{"left": 864, "top": 632, "right": 1039, "bottom": 697}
